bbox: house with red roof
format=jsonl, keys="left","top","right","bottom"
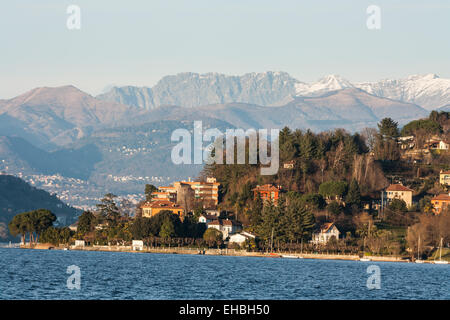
{"left": 252, "top": 184, "right": 281, "bottom": 205}
{"left": 431, "top": 193, "right": 450, "bottom": 215}
{"left": 385, "top": 184, "right": 414, "bottom": 208}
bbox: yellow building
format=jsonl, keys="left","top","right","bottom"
{"left": 440, "top": 170, "right": 450, "bottom": 186}
{"left": 431, "top": 193, "right": 450, "bottom": 215}
{"left": 140, "top": 200, "right": 185, "bottom": 219}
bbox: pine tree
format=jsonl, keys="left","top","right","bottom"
{"left": 345, "top": 179, "right": 362, "bottom": 209}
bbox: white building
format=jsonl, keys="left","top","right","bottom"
{"left": 132, "top": 240, "right": 144, "bottom": 251}
{"left": 438, "top": 140, "right": 449, "bottom": 150}
{"left": 74, "top": 240, "right": 85, "bottom": 247}
{"left": 229, "top": 232, "right": 256, "bottom": 245}
{"left": 207, "top": 219, "right": 242, "bottom": 240}
{"left": 198, "top": 214, "right": 217, "bottom": 224}
{"left": 311, "top": 223, "right": 340, "bottom": 245}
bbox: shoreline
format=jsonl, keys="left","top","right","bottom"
{"left": 13, "top": 243, "right": 436, "bottom": 263}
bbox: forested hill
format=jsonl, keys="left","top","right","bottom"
{"left": 0, "top": 175, "right": 80, "bottom": 241}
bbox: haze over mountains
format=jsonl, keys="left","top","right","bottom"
{"left": 0, "top": 71, "right": 447, "bottom": 209}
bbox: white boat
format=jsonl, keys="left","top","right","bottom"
{"left": 415, "top": 236, "right": 424, "bottom": 263}
{"left": 415, "top": 260, "right": 425, "bottom": 264}
{"left": 433, "top": 237, "right": 448, "bottom": 264}
{"left": 360, "top": 258, "right": 371, "bottom": 262}
{"left": 281, "top": 255, "right": 299, "bottom": 259}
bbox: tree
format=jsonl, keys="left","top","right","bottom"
{"left": 8, "top": 210, "right": 56, "bottom": 244}
{"left": 8, "top": 213, "right": 28, "bottom": 244}
{"left": 378, "top": 118, "right": 399, "bottom": 139}
{"left": 96, "top": 193, "right": 120, "bottom": 227}
{"left": 319, "top": 181, "right": 348, "bottom": 201}
{"left": 159, "top": 217, "right": 175, "bottom": 240}
{"left": 145, "top": 184, "right": 158, "bottom": 201}
{"left": 345, "top": 179, "right": 362, "bottom": 209}
{"left": 32, "top": 209, "right": 57, "bottom": 243}
{"left": 203, "top": 228, "right": 222, "bottom": 247}
{"left": 77, "top": 211, "right": 96, "bottom": 234}
{"left": 388, "top": 199, "right": 407, "bottom": 213}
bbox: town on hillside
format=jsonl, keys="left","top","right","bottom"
{"left": 6, "top": 112, "right": 450, "bottom": 262}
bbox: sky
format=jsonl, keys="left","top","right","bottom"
{"left": 1, "top": 0, "right": 449, "bottom": 98}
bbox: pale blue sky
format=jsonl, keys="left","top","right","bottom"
{"left": 1, "top": 0, "right": 449, "bottom": 98}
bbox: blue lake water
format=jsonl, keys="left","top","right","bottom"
{"left": 0, "top": 248, "right": 448, "bottom": 300}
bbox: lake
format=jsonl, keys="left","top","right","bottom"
{"left": 0, "top": 248, "right": 448, "bottom": 299}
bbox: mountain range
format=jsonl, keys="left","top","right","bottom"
{"left": 0, "top": 71, "right": 448, "bottom": 209}
{"left": 97, "top": 72, "right": 450, "bottom": 111}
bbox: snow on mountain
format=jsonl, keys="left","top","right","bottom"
{"left": 294, "top": 74, "right": 354, "bottom": 97}
{"left": 97, "top": 71, "right": 450, "bottom": 111}
{"left": 356, "top": 74, "right": 450, "bottom": 110}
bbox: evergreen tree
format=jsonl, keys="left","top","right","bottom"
{"left": 345, "top": 179, "right": 362, "bottom": 209}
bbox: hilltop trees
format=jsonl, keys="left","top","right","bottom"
{"left": 378, "top": 118, "right": 400, "bottom": 139}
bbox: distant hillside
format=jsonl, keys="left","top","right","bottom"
{"left": 0, "top": 175, "right": 81, "bottom": 241}
{"left": 0, "top": 136, "right": 101, "bottom": 180}
{"left": 141, "top": 88, "right": 428, "bottom": 132}
{"left": 0, "top": 86, "right": 152, "bottom": 149}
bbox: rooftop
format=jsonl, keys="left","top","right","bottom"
{"left": 386, "top": 184, "right": 414, "bottom": 192}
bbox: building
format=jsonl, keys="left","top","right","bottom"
{"left": 151, "top": 191, "right": 177, "bottom": 202}
{"left": 385, "top": 184, "right": 414, "bottom": 208}
{"left": 170, "top": 177, "right": 220, "bottom": 207}
{"left": 140, "top": 200, "right": 185, "bottom": 219}
{"left": 198, "top": 214, "right": 217, "bottom": 224}
{"left": 132, "top": 240, "right": 144, "bottom": 251}
{"left": 157, "top": 186, "right": 178, "bottom": 202}
{"left": 311, "top": 223, "right": 340, "bottom": 245}
{"left": 427, "top": 139, "right": 450, "bottom": 150}
{"left": 229, "top": 232, "right": 256, "bottom": 245}
{"left": 207, "top": 219, "right": 242, "bottom": 240}
{"left": 252, "top": 184, "right": 281, "bottom": 204}
{"left": 68, "top": 221, "right": 78, "bottom": 232}
{"left": 283, "top": 160, "right": 295, "bottom": 169}
{"left": 440, "top": 170, "right": 450, "bottom": 186}
{"left": 438, "top": 140, "right": 449, "bottom": 150}
{"left": 74, "top": 240, "right": 85, "bottom": 247}
{"left": 431, "top": 193, "right": 450, "bottom": 215}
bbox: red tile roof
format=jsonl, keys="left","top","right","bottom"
{"left": 320, "top": 223, "right": 335, "bottom": 233}
{"left": 431, "top": 194, "right": 450, "bottom": 201}
{"left": 252, "top": 184, "right": 280, "bottom": 192}
{"left": 386, "top": 184, "right": 414, "bottom": 192}
{"left": 141, "top": 200, "right": 181, "bottom": 209}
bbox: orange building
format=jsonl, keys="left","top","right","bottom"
{"left": 431, "top": 193, "right": 450, "bottom": 215}
{"left": 140, "top": 200, "right": 185, "bottom": 219}
{"left": 252, "top": 184, "right": 281, "bottom": 204}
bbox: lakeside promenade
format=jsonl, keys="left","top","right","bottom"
{"left": 17, "top": 243, "right": 418, "bottom": 263}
